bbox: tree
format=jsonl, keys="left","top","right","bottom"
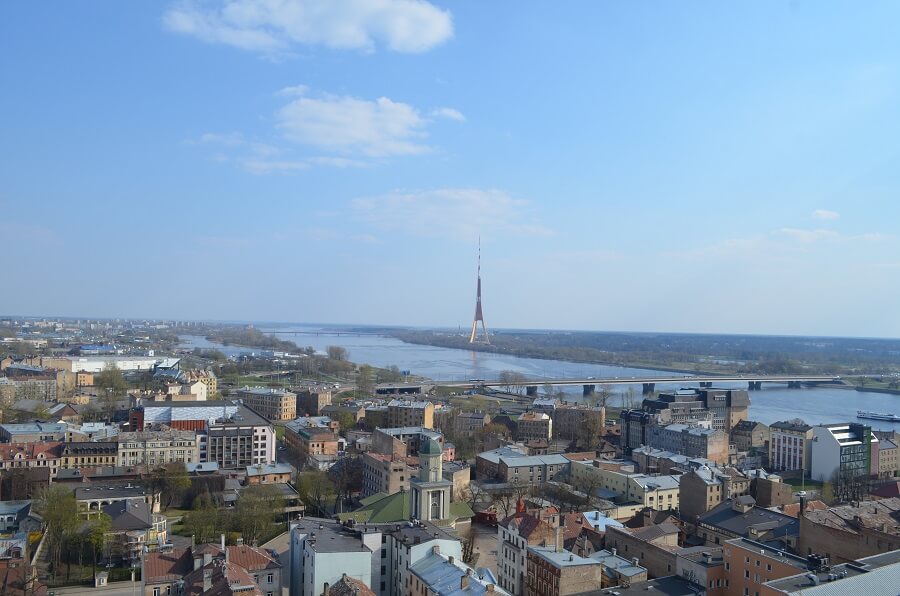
{"left": 356, "top": 365, "right": 376, "bottom": 396}
{"left": 146, "top": 463, "right": 192, "bottom": 511}
{"left": 491, "top": 489, "right": 517, "bottom": 519}
{"left": 461, "top": 529, "right": 476, "bottom": 565}
{"left": 327, "top": 346, "right": 348, "bottom": 361}
{"left": 87, "top": 513, "right": 112, "bottom": 578}
{"left": 234, "top": 484, "right": 281, "bottom": 545}
{"left": 296, "top": 470, "right": 337, "bottom": 517}
{"left": 335, "top": 411, "right": 356, "bottom": 435}
{"left": 36, "top": 485, "right": 80, "bottom": 576}
{"left": 95, "top": 363, "right": 127, "bottom": 394}
{"left": 184, "top": 493, "right": 222, "bottom": 544}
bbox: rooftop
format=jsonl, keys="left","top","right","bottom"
{"left": 699, "top": 499, "right": 799, "bottom": 542}
{"left": 409, "top": 551, "right": 505, "bottom": 596}
{"left": 246, "top": 463, "right": 293, "bottom": 477}
{"left": 528, "top": 545, "right": 603, "bottom": 568}
{"left": 802, "top": 497, "right": 900, "bottom": 538}
{"left": 771, "top": 420, "right": 813, "bottom": 432}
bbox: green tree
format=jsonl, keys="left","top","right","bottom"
{"left": 88, "top": 513, "right": 112, "bottom": 578}
{"left": 36, "top": 485, "right": 80, "bottom": 575}
{"left": 234, "top": 484, "right": 281, "bottom": 545}
{"left": 335, "top": 411, "right": 356, "bottom": 435}
{"left": 95, "top": 363, "right": 127, "bottom": 394}
{"left": 184, "top": 494, "right": 221, "bottom": 544}
{"left": 296, "top": 470, "right": 336, "bottom": 517}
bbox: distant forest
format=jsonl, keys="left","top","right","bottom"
{"left": 387, "top": 329, "right": 900, "bottom": 375}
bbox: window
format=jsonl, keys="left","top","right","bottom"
{"left": 153, "top": 589, "right": 160, "bottom": 596}
{"left": 267, "top": 574, "right": 273, "bottom": 583}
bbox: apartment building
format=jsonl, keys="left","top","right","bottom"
{"left": 410, "top": 549, "right": 507, "bottom": 595}
{"left": 515, "top": 412, "right": 552, "bottom": 442}
{"left": 234, "top": 387, "right": 296, "bottom": 421}
{"left": 731, "top": 420, "right": 770, "bottom": 453}
{"left": 0, "top": 442, "right": 63, "bottom": 477}
{"left": 454, "top": 411, "right": 491, "bottom": 437}
{"left": 769, "top": 420, "right": 813, "bottom": 473}
{"left": 360, "top": 451, "right": 416, "bottom": 497}
{"left": 797, "top": 497, "right": 900, "bottom": 563}
{"left": 878, "top": 437, "right": 899, "bottom": 478}
{"left": 550, "top": 405, "right": 605, "bottom": 442}
{"left": 289, "top": 517, "right": 462, "bottom": 596}
{"left": 568, "top": 460, "right": 681, "bottom": 510}
{"left": 526, "top": 544, "right": 604, "bottom": 596}
{"left": 59, "top": 442, "right": 118, "bottom": 469}
{"left": 203, "top": 406, "right": 276, "bottom": 469}
{"left": 117, "top": 429, "right": 200, "bottom": 467}
{"left": 0, "top": 422, "right": 69, "bottom": 443}
{"left": 296, "top": 387, "right": 333, "bottom": 416}
{"left": 185, "top": 369, "right": 217, "bottom": 397}
{"left": 678, "top": 465, "right": 750, "bottom": 522}
{"left": 810, "top": 422, "right": 876, "bottom": 482}
{"left": 387, "top": 399, "right": 434, "bottom": 429}
{"left": 285, "top": 425, "right": 340, "bottom": 463}
{"left": 646, "top": 424, "right": 729, "bottom": 464}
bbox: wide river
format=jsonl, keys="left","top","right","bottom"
{"left": 179, "top": 326, "right": 900, "bottom": 432}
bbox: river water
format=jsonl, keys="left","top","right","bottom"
{"left": 179, "top": 327, "right": 900, "bottom": 432}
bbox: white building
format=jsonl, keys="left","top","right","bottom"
{"left": 769, "top": 420, "right": 814, "bottom": 473}
{"left": 810, "top": 422, "right": 877, "bottom": 482}
{"left": 289, "top": 518, "right": 462, "bottom": 596}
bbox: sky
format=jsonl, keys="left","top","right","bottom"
{"left": 2, "top": 1, "right": 900, "bottom": 337}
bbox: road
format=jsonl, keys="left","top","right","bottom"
{"left": 470, "top": 524, "right": 498, "bottom": 573}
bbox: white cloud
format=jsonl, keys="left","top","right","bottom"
{"left": 277, "top": 84, "right": 309, "bottom": 97}
{"left": 277, "top": 94, "right": 431, "bottom": 156}
{"left": 812, "top": 209, "right": 840, "bottom": 220}
{"left": 163, "top": 0, "right": 453, "bottom": 54}
{"left": 351, "top": 188, "right": 554, "bottom": 239}
{"left": 776, "top": 228, "right": 842, "bottom": 244}
{"left": 431, "top": 107, "right": 465, "bottom": 122}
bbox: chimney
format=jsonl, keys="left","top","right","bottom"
{"left": 800, "top": 496, "right": 806, "bottom": 516}
{"left": 632, "top": 558, "right": 639, "bottom": 567}
{"left": 449, "top": 556, "right": 454, "bottom": 565}
{"left": 221, "top": 534, "right": 226, "bottom": 551}
{"left": 555, "top": 527, "right": 564, "bottom": 552}
{"left": 432, "top": 545, "right": 440, "bottom": 555}
{"left": 203, "top": 569, "right": 213, "bottom": 593}
{"left": 611, "top": 548, "right": 617, "bottom": 557}
{"left": 322, "top": 582, "right": 329, "bottom": 595}
{"left": 236, "top": 537, "right": 244, "bottom": 546}
{"left": 460, "top": 575, "right": 469, "bottom": 590}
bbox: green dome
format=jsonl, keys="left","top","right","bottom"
{"left": 420, "top": 437, "right": 443, "bottom": 456}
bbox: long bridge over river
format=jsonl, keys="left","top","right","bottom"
{"left": 375, "top": 374, "right": 844, "bottom": 396}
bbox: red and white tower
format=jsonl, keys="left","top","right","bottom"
{"left": 468, "top": 238, "right": 490, "bottom": 344}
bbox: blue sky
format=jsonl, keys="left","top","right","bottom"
{"left": 2, "top": 1, "right": 900, "bottom": 336}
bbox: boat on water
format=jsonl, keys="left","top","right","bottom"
{"left": 857, "top": 410, "right": 900, "bottom": 422}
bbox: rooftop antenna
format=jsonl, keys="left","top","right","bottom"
{"left": 468, "top": 237, "right": 490, "bottom": 344}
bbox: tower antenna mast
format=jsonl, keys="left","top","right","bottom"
{"left": 469, "top": 237, "right": 490, "bottom": 344}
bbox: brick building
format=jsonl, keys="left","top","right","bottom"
{"left": 234, "top": 387, "right": 296, "bottom": 421}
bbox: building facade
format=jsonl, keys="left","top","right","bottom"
{"left": 810, "top": 422, "right": 875, "bottom": 482}
{"left": 235, "top": 387, "right": 296, "bottom": 421}
{"left": 117, "top": 429, "right": 200, "bottom": 467}
{"left": 769, "top": 420, "right": 814, "bottom": 474}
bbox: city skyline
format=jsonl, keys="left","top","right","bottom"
{"left": 2, "top": 2, "right": 900, "bottom": 336}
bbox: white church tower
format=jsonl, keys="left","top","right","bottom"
{"left": 410, "top": 437, "right": 452, "bottom": 523}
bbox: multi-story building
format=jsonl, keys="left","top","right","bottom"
{"left": 203, "top": 405, "right": 276, "bottom": 469}
{"left": 497, "top": 506, "right": 558, "bottom": 595}
{"left": 675, "top": 548, "right": 725, "bottom": 596}
{"left": 133, "top": 400, "right": 241, "bottom": 431}
{"left": 117, "top": 429, "right": 200, "bottom": 467}
{"left": 769, "top": 420, "right": 814, "bottom": 474}
{"left": 878, "top": 437, "right": 899, "bottom": 478}
{"left": 498, "top": 454, "right": 571, "bottom": 486}
{"left": 567, "top": 460, "right": 681, "bottom": 510}
{"left": 289, "top": 517, "right": 462, "bottom": 596}
{"left": 286, "top": 425, "right": 340, "bottom": 466}
{"left": 185, "top": 369, "right": 217, "bottom": 398}
{"left": 410, "top": 548, "right": 507, "bottom": 595}
{"left": 696, "top": 496, "right": 798, "bottom": 549}
{"left": 246, "top": 462, "right": 293, "bottom": 485}
{"left": 797, "top": 497, "right": 900, "bottom": 563}
{"left": 387, "top": 399, "right": 434, "bottom": 429}
{"left": 454, "top": 411, "right": 491, "bottom": 437}
{"left": 678, "top": 465, "right": 750, "bottom": 522}
{"left": 296, "top": 387, "right": 332, "bottom": 416}
{"left": 234, "top": 387, "right": 296, "bottom": 421}
{"left": 0, "top": 442, "right": 63, "bottom": 478}
{"left": 142, "top": 541, "right": 282, "bottom": 596}
{"left": 515, "top": 412, "right": 552, "bottom": 442}
{"left": 730, "top": 420, "right": 770, "bottom": 454}
{"left": 361, "top": 452, "right": 416, "bottom": 498}
{"left": 371, "top": 427, "right": 445, "bottom": 459}
{"left": 0, "top": 422, "right": 69, "bottom": 443}
{"left": 722, "top": 538, "right": 824, "bottom": 596}
{"left": 475, "top": 445, "right": 529, "bottom": 481}
{"left": 810, "top": 422, "right": 876, "bottom": 482}
{"left": 2, "top": 375, "right": 57, "bottom": 401}
{"left": 526, "top": 543, "right": 604, "bottom": 596}
{"left": 59, "top": 442, "right": 119, "bottom": 469}
{"left": 645, "top": 424, "right": 729, "bottom": 464}
{"left": 549, "top": 405, "right": 605, "bottom": 442}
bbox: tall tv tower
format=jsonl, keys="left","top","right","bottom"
{"left": 468, "top": 238, "right": 490, "bottom": 344}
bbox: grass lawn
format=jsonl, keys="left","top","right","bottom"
{"left": 785, "top": 477, "right": 824, "bottom": 490}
